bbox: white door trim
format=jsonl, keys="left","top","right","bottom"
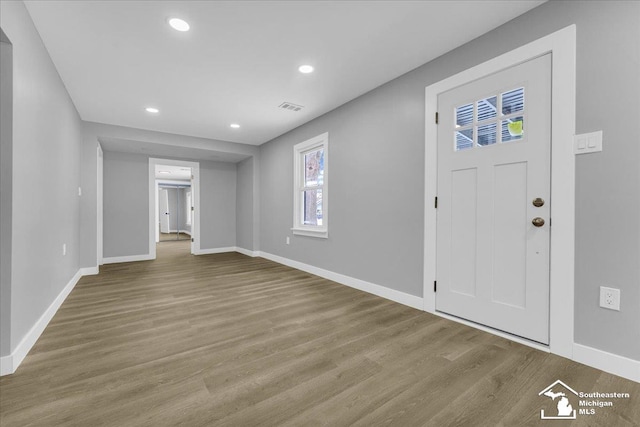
{"left": 97, "top": 144, "right": 103, "bottom": 266}
{"left": 148, "top": 158, "right": 201, "bottom": 258}
{"left": 424, "top": 25, "right": 576, "bottom": 358}
{"left": 155, "top": 182, "right": 160, "bottom": 242}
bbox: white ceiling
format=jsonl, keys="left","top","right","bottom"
{"left": 25, "top": 0, "right": 545, "bottom": 146}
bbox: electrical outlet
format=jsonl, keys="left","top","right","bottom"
{"left": 63, "top": 243, "right": 67, "bottom": 256}
{"left": 286, "top": 237, "right": 290, "bottom": 245}
{"left": 599, "top": 286, "right": 620, "bottom": 311}
{"left": 78, "top": 187, "right": 82, "bottom": 196}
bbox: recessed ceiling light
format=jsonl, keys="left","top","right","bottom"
{"left": 230, "top": 123, "right": 240, "bottom": 129}
{"left": 298, "top": 65, "right": 314, "bottom": 74}
{"left": 159, "top": 171, "right": 171, "bottom": 175}
{"left": 168, "top": 18, "right": 190, "bottom": 32}
{"left": 145, "top": 107, "right": 159, "bottom": 113}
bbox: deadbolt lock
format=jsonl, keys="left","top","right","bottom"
{"left": 532, "top": 197, "right": 545, "bottom": 207}
{"left": 532, "top": 217, "right": 545, "bottom": 227}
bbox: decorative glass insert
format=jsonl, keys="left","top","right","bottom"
{"left": 303, "top": 189, "right": 323, "bottom": 226}
{"left": 304, "top": 149, "right": 324, "bottom": 186}
{"left": 477, "top": 123, "right": 497, "bottom": 147}
{"left": 455, "top": 129, "right": 474, "bottom": 151}
{"left": 501, "top": 87, "right": 524, "bottom": 115}
{"left": 456, "top": 103, "right": 473, "bottom": 127}
{"left": 477, "top": 96, "right": 497, "bottom": 122}
{"left": 502, "top": 116, "right": 524, "bottom": 142}
{"left": 453, "top": 87, "right": 525, "bottom": 152}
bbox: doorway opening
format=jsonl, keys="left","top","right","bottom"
{"left": 149, "top": 158, "right": 200, "bottom": 258}
{"left": 157, "top": 179, "right": 192, "bottom": 242}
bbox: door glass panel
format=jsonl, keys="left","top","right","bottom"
{"left": 501, "top": 116, "right": 524, "bottom": 142}
{"left": 477, "top": 96, "right": 497, "bottom": 122}
{"left": 455, "top": 103, "right": 473, "bottom": 127}
{"left": 501, "top": 87, "right": 524, "bottom": 115}
{"left": 455, "top": 129, "right": 474, "bottom": 151}
{"left": 477, "top": 123, "right": 497, "bottom": 147}
{"left": 304, "top": 149, "right": 324, "bottom": 186}
{"left": 455, "top": 87, "right": 526, "bottom": 151}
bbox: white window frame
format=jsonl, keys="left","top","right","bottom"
{"left": 292, "top": 132, "right": 329, "bottom": 238}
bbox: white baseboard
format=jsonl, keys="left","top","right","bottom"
{"left": 0, "top": 268, "right": 87, "bottom": 376}
{"left": 0, "top": 354, "right": 13, "bottom": 376}
{"left": 573, "top": 343, "right": 640, "bottom": 383}
{"left": 79, "top": 266, "right": 99, "bottom": 276}
{"left": 195, "top": 246, "right": 257, "bottom": 257}
{"left": 193, "top": 247, "right": 237, "bottom": 255}
{"left": 102, "top": 247, "right": 253, "bottom": 260}
{"left": 235, "top": 247, "right": 259, "bottom": 257}
{"left": 257, "top": 251, "right": 423, "bottom": 310}
{"left": 103, "top": 254, "right": 154, "bottom": 264}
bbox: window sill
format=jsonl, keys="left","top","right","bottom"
{"left": 291, "top": 228, "right": 328, "bottom": 239}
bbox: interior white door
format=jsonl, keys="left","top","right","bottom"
{"left": 436, "top": 54, "right": 551, "bottom": 344}
{"left": 159, "top": 189, "right": 170, "bottom": 233}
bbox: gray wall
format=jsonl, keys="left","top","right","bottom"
{"left": 260, "top": 91, "right": 424, "bottom": 295}
{"left": 103, "top": 151, "right": 149, "bottom": 258}
{"left": 103, "top": 152, "right": 237, "bottom": 257}
{"left": 236, "top": 157, "right": 254, "bottom": 251}
{"left": 0, "top": 30, "right": 13, "bottom": 357}
{"left": 200, "top": 161, "right": 237, "bottom": 249}
{"left": 566, "top": 1, "right": 640, "bottom": 363}
{"left": 0, "top": 2, "right": 83, "bottom": 355}
{"left": 259, "top": 0, "right": 640, "bottom": 360}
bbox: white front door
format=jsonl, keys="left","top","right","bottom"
{"left": 436, "top": 54, "right": 551, "bottom": 344}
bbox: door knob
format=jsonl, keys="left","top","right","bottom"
{"left": 532, "top": 197, "right": 545, "bottom": 207}
{"left": 532, "top": 217, "right": 545, "bottom": 227}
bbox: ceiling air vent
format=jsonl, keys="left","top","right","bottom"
{"left": 278, "top": 102, "right": 304, "bottom": 112}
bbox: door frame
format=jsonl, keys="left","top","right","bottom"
{"left": 148, "top": 158, "right": 200, "bottom": 258}
{"left": 156, "top": 182, "right": 192, "bottom": 238}
{"left": 423, "top": 25, "right": 576, "bottom": 358}
{"left": 97, "top": 144, "right": 103, "bottom": 266}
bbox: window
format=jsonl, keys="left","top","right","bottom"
{"left": 454, "top": 87, "right": 525, "bottom": 151}
{"left": 292, "top": 133, "right": 328, "bottom": 238}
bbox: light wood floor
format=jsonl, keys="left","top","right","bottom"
{"left": 159, "top": 231, "right": 191, "bottom": 242}
{"left": 1, "top": 241, "right": 638, "bottom": 426}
